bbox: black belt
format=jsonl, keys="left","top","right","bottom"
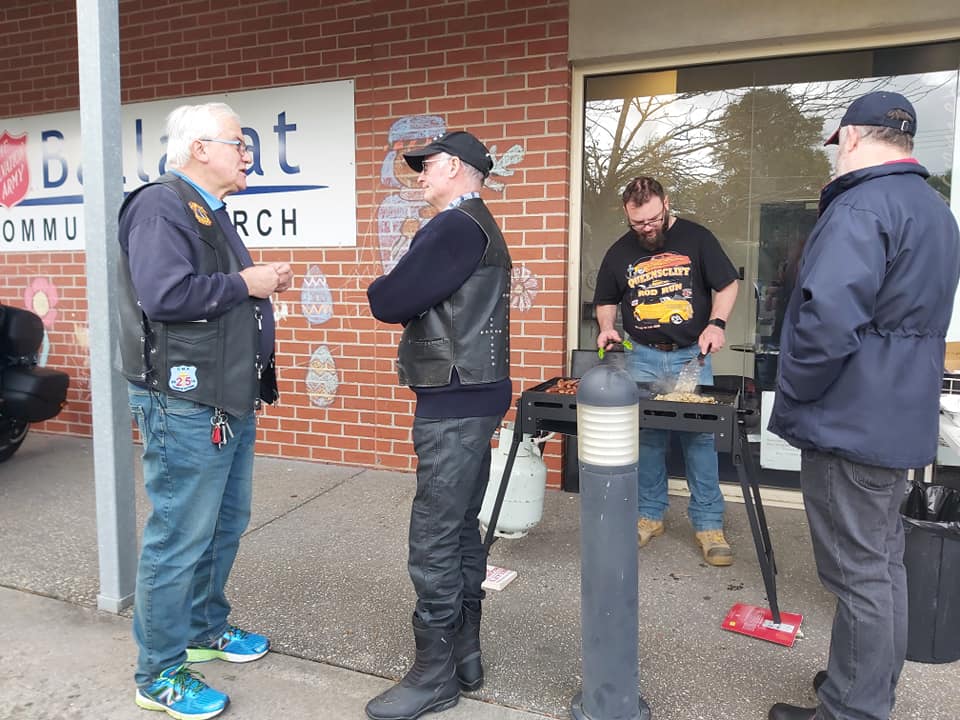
{"left": 639, "top": 341, "right": 689, "bottom": 352}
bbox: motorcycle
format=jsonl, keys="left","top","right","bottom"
{"left": 0, "top": 303, "right": 70, "bottom": 462}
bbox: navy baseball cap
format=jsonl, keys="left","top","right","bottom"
{"left": 824, "top": 91, "right": 917, "bottom": 145}
{"left": 404, "top": 131, "right": 494, "bottom": 178}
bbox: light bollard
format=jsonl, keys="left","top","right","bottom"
{"left": 571, "top": 364, "right": 651, "bottom": 720}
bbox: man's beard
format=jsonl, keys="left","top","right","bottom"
{"left": 638, "top": 228, "right": 666, "bottom": 251}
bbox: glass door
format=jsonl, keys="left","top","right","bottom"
{"left": 580, "top": 42, "right": 960, "bottom": 486}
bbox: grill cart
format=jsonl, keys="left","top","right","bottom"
{"left": 484, "top": 374, "right": 784, "bottom": 624}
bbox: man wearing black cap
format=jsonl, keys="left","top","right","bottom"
{"left": 365, "top": 131, "right": 512, "bottom": 720}
{"left": 768, "top": 92, "right": 960, "bottom": 720}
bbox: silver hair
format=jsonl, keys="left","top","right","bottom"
{"left": 164, "top": 102, "right": 240, "bottom": 169}
{"left": 849, "top": 108, "right": 915, "bottom": 153}
{"left": 854, "top": 124, "right": 915, "bottom": 153}
{"left": 459, "top": 159, "right": 485, "bottom": 186}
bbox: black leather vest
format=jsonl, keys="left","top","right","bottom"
{"left": 397, "top": 198, "right": 511, "bottom": 387}
{"left": 117, "top": 174, "right": 277, "bottom": 417}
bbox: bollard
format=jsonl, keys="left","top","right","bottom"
{"left": 571, "top": 364, "right": 651, "bottom": 720}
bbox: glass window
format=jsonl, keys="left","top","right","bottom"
{"left": 580, "top": 41, "right": 959, "bottom": 390}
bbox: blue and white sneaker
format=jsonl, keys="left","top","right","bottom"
{"left": 135, "top": 664, "right": 229, "bottom": 720}
{"left": 186, "top": 625, "right": 270, "bottom": 663}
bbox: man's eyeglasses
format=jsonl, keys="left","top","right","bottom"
{"left": 419, "top": 156, "right": 449, "bottom": 173}
{"left": 627, "top": 209, "right": 666, "bottom": 231}
{"left": 200, "top": 137, "right": 254, "bottom": 156}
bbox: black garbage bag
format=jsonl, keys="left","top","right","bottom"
{"left": 899, "top": 481, "right": 960, "bottom": 664}
{"left": 903, "top": 481, "right": 927, "bottom": 519}
{"left": 901, "top": 481, "right": 960, "bottom": 523}
{"left": 939, "top": 488, "right": 960, "bottom": 522}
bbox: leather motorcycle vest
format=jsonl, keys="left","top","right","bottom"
{"left": 397, "top": 198, "right": 511, "bottom": 387}
{"left": 117, "top": 174, "right": 277, "bottom": 417}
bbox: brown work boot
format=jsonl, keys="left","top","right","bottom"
{"left": 695, "top": 529, "right": 734, "bottom": 566}
{"left": 637, "top": 518, "right": 664, "bottom": 547}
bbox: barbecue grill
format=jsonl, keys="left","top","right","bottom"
{"left": 485, "top": 373, "right": 783, "bottom": 623}
{"left": 518, "top": 378, "right": 740, "bottom": 452}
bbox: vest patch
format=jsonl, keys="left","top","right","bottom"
{"left": 169, "top": 365, "right": 199, "bottom": 392}
{"left": 189, "top": 201, "right": 213, "bottom": 226}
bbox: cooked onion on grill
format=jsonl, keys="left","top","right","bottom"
{"left": 654, "top": 391, "right": 717, "bottom": 404}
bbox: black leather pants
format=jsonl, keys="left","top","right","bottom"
{"left": 408, "top": 414, "right": 501, "bottom": 627}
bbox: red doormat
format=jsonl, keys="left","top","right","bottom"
{"left": 722, "top": 602, "right": 803, "bottom": 647}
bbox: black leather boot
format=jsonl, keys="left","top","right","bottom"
{"left": 454, "top": 600, "right": 483, "bottom": 691}
{"left": 768, "top": 703, "right": 816, "bottom": 720}
{"left": 813, "top": 670, "right": 827, "bottom": 692}
{"left": 365, "top": 615, "right": 460, "bottom": 720}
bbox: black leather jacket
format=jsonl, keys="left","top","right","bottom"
{"left": 117, "top": 174, "right": 277, "bottom": 417}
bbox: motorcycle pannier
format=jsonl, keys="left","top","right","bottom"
{"left": 0, "top": 305, "right": 44, "bottom": 357}
{"left": 1, "top": 366, "right": 69, "bottom": 422}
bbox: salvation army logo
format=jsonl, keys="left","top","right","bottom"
{"left": 0, "top": 131, "right": 29, "bottom": 209}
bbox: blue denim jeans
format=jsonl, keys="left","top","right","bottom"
{"left": 408, "top": 414, "right": 502, "bottom": 628}
{"left": 625, "top": 343, "right": 724, "bottom": 531}
{"left": 800, "top": 449, "right": 908, "bottom": 720}
{"left": 128, "top": 385, "right": 257, "bottom": 688}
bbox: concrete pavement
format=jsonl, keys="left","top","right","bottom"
{"left": 0, "top": 586, "right": 548, "bottom": 720}
{"left": 1, "top": 431, "right": 958, "bottom": 720}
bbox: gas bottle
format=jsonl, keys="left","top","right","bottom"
{"left": 479, "top": 423, "right": 549, "bottom": 538}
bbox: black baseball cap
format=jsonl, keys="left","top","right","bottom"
{"left": 404, "top": 131, "right": 494, "bottom": 178}
{"left": 824, "top": 91, "right": 917, "bottom": 145}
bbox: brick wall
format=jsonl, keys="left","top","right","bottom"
{"left": 0, "top": 0, "right": 572, "bottom": 480}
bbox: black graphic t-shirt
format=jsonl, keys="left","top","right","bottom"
{"left": 593, "top": 218, "right": 738, "bottom": 347}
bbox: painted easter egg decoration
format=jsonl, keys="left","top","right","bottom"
{"left": 305, "top": 344, "right": 339, "bottom": 408}
{"left": 300, "top": 264, "right": 334, "bottom": 325}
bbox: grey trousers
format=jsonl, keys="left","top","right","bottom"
{"left": 408, "top": 414, "right": 502, "bottom": 628}
{"left": 800, "top": 448, "right": 908, "bottom": 720}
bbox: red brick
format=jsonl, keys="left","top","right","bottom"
{"left": 0, "top": 0, "right": 573, "bottom": 473}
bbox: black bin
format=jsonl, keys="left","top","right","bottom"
{"left": 901, "top": 482, "right": 960, "bottom": 664}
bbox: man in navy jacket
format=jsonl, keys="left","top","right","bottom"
{"left": 768, "top": 92, "right": 960, "bottom": 720}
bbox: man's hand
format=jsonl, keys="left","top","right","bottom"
{"left": 595, "top": 304, "right": 623, "bottom": 351}
{"left": 597, "top": 328, "right": 623, "bottom": 351}
{"left": 240, "top": 263, "right": 293, "bottom": 298}
{"left": 270, "top": 262, "right": 294, "bottom": 293}
{"left": 699, "top": 324, "right": 726, "bottom": 354}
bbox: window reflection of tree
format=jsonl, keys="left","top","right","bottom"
{"left": 580, "top": 70, "right": 957, "bottom": 348}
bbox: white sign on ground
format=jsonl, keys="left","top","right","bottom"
{"left": 760, "top": 390, "right": 802, "bottom": 471}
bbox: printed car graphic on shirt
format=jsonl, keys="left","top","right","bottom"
{"left": 633, "top": 297, "right": 693, "bottom": 325}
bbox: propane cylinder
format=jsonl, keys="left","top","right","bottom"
{"left": 479, "top": 423, "right": 548, "bottom": 538}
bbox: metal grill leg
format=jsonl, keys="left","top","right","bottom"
{"left": 483, "top": 428, "right": 522, "bottom": 550}
{"left": 734, "top": 424, "right": 781, "bottom": 624}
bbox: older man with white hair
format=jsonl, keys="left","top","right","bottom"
{"left": 118, "top": 102, "right": 293, "bottom": 720}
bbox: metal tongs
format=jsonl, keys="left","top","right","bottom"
{"left": 673, "top": 346, "right": 709, "bottom": 394}
{"left": 597, "top": 337, "right": 633, "bottom": 360}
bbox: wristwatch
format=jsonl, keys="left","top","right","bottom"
{"left": 708, "top": 318, "right": 726, "bottom": 330}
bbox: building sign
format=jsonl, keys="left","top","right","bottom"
{"left": 0, "top": 80, "right": 356, "bottom": 252}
